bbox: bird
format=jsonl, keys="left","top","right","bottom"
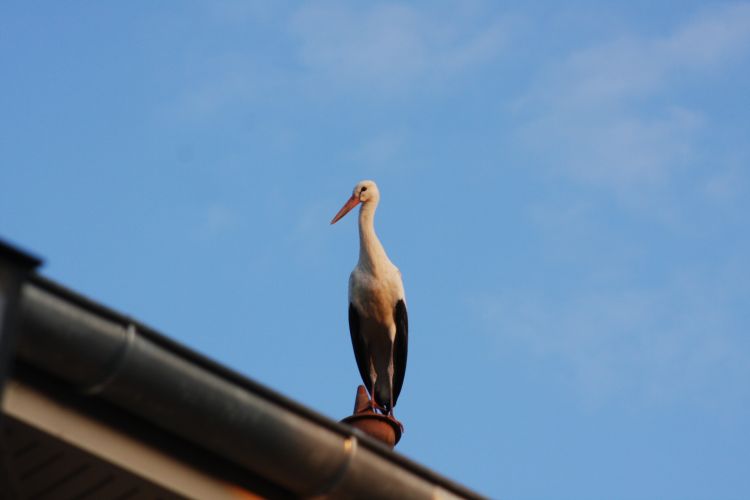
{"left": 331, "top": 180, "right": 408, "bottom": 417}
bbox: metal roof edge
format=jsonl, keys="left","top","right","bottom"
{"left": 14, "top": 274, "right": 486, "bottom": 499}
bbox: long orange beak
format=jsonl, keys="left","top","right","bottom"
{"left": 330, "top": 195, "right": 360, "bottom": 224}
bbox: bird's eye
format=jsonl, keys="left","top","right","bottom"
{"left": 361, "top": 187, "right": 368, "bottom": 192}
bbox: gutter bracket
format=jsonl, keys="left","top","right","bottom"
{"left": 305, "top": 435, "right": 358, "bottom": 498}
{"left": 79, "top": 323, "right": 137, "bottom": 396}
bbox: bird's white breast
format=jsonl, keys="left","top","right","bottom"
{"left": 348, "top": 263, "right": 404, "bottom": 331}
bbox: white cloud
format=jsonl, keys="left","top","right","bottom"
{"left": 527, "top": 3, "right": 750, "bottom": 108}
{"left": 177, "top": 70, "right": 258, "bottom": 118}
{"left": 521, "top": 106, "right": 702, "bottom": 191}
{"left": 704, "top": 164, "right": 747, "bottom": 203}
{"left": 164, "top": 2, "right": 513, "bottom": 118}
{"left": 289, "top": 2, "right": 511, "bottom": 93}
{"left": 499, "top": 6, "right": 750, "bottom": 409}
{"left": 290, "top": 199, "right": 336, "bottom": 264}
{"left": 516, "top": 3, "right": 750, "bottom": 193}
{"left": 198, "top": 203, "right": 239, "bottom": 236}
{"left": 663, "top": 2, "right": 750, "bottom": 69}
{"left": 474, "top": 271, "right": 750, "bottom": 409}
{"left": 206, "top": 0, "right": 280, "bottom": 25}
{"left": 346, "top": 129, "right": 409, "bottom": 171}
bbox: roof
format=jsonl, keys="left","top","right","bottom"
{"left": 0, "top": 240, "right": 485, "bottom": 499}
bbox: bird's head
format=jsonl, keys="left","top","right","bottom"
{"left": 330, "top": 180, "right": 379, "bottom": 224}
{"left": 353, "top": 179, "right": 379, "bottom": 203}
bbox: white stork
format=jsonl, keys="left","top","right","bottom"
{"left": 331, "top": 180, "right": 408, "bottom": 416}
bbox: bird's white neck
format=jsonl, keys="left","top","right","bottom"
{"left": 358, "top": 201, "right": 389, "bottom": 274}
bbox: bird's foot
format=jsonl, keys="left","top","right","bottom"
{"left": 369, "top": 401, "right": 389, "bottom": 415}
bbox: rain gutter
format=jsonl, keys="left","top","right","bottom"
{"left": 13, "top": 275, "right": 485, "bottom": 500}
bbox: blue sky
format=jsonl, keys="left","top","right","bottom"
{"left": 2, "top": 2, "right": 749, "bottom": 498}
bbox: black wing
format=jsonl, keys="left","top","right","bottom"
{"left": 348, "top": 303, "right": 373, "bottom": 391}
{"left": 392, "top": 299, "right": 408, "bottom": 407}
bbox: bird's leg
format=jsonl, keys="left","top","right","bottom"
{"left": 373, "top": 403, "right": 388, "bottom": 414}
{"left": 383, "top": 384, "right": 404, "bottom": 430}
{"left": 385, "top": 395, "right": 404, "bottom": 432}
{"left": 368, "top": 382, "right": 388, "bottom": 414}
{"left": 368, "top": 382, "right": 377, "bottom": 412}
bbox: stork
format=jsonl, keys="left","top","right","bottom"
{"left": 331, "top": 180, "right": 408, "bottom": 416}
